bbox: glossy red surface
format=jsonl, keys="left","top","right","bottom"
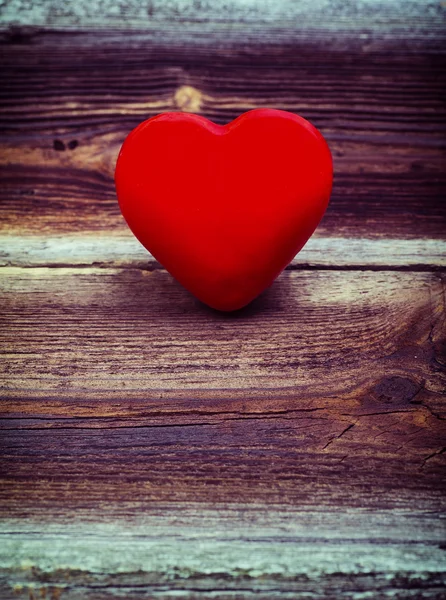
{"left": 115, "top": 109, "right": 333, "bottom": 311}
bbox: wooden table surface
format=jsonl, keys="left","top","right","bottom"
{"left": 1, "top": 1, "right": 445, "bottom": 598}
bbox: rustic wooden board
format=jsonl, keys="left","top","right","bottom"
{"left": 1, "top": 0, "right": 445, "bottom": 48}
{"left": 1, "top": 267, "right": 445, "bottom": 597}
{"left": 0, "top": 510, "right": 446, "bottom": 599}
{"left": 2, "top": 233, "right": 446, "bottom": 269}
{"left": 0, "top": 1, "right": 445, "bottom": 598}
{"left": 1, "top": 36, "right": 445, "bottom": 241}
{"left": 1, "top": 267, "right": 445, "bottom": 400}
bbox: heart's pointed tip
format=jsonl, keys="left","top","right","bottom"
{"left": 189, "top": 286, "right": 256, "bottom": 313}
{"left": 198, "top": 282, "right": 277, "bottom": 315}
{"left": 202, "top": 298, "right": 254, "bottom": 313}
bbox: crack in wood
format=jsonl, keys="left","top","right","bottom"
{"left": 321, "top": 423, "right": 356, "bottom": 450}
{"left": 420, "top": 447, "right": 446, "bottom": 471}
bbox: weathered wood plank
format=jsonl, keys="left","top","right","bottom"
{"left": 1, "top": 233, "right": 446, "bottom": 269}
{"left": 2, "top": 400, "right": 445, "bottom": 508}
{"left": 3, "top": 44, "right": 445, "bottom": 130}
{"left": 0, "top": 509, "right": 445, "bottom": 600}
{"left": 2, "top": 146, "right": 444, "bottom": 240}
{"left": 1, "top": 135, "right": 445, "bottom": 239}
{"left": 1, "top": 36, "right": 445, "bottom": 240}
{"left": 1, "top": 268, "right": 444, "bottom": 401}
{"left": 0, "top": 0, "right": 445, "bottom": 49}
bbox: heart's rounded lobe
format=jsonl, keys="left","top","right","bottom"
{"left": 115, "top": 109, "right": 333, "bottom": 311}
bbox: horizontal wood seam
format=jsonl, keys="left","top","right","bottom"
{"left": 1, "top": 264, "right": 444, "bottom": 272}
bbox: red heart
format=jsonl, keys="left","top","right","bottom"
{"left": 115, "top": 109, "right": 332, "bottom": 311}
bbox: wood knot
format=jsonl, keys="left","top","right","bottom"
{"left": 372, "top": 376, "right": 420, "bottom": 405}
{"left": 174, "top": 85, "right": 202, "bottom": 113}
{"left": 53, "top": 139, "right": 78, "bottom": 152}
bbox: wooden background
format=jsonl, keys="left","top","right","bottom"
{"left": 1, "top": 1, "right": 445, "bottom": 598}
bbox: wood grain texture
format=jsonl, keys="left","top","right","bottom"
{"left": 2, "top": 233, "right": 446, "bottom": 269}
{"left": 1, "top": 0, "right": 445, "bottom": 48}
{"left": 1, "top": 267, "right": 445, "bottom": 598}
{"left": 0, "top": 511, "right": 445, "bottom": 600}
{"left": 1, "top": 35, "right": 445, "bottom": 240}
{"left": 1, "top": 0, "right": 446, "bottom": 598}
{"left": 1, "top": 269, "right": 446, "bottom": 596}
{"left": 1, "top": 267, "right": 445, "bottom": 399}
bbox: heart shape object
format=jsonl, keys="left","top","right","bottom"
{"left": 115, "top": 109, "right": 332, "bottom": 311}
